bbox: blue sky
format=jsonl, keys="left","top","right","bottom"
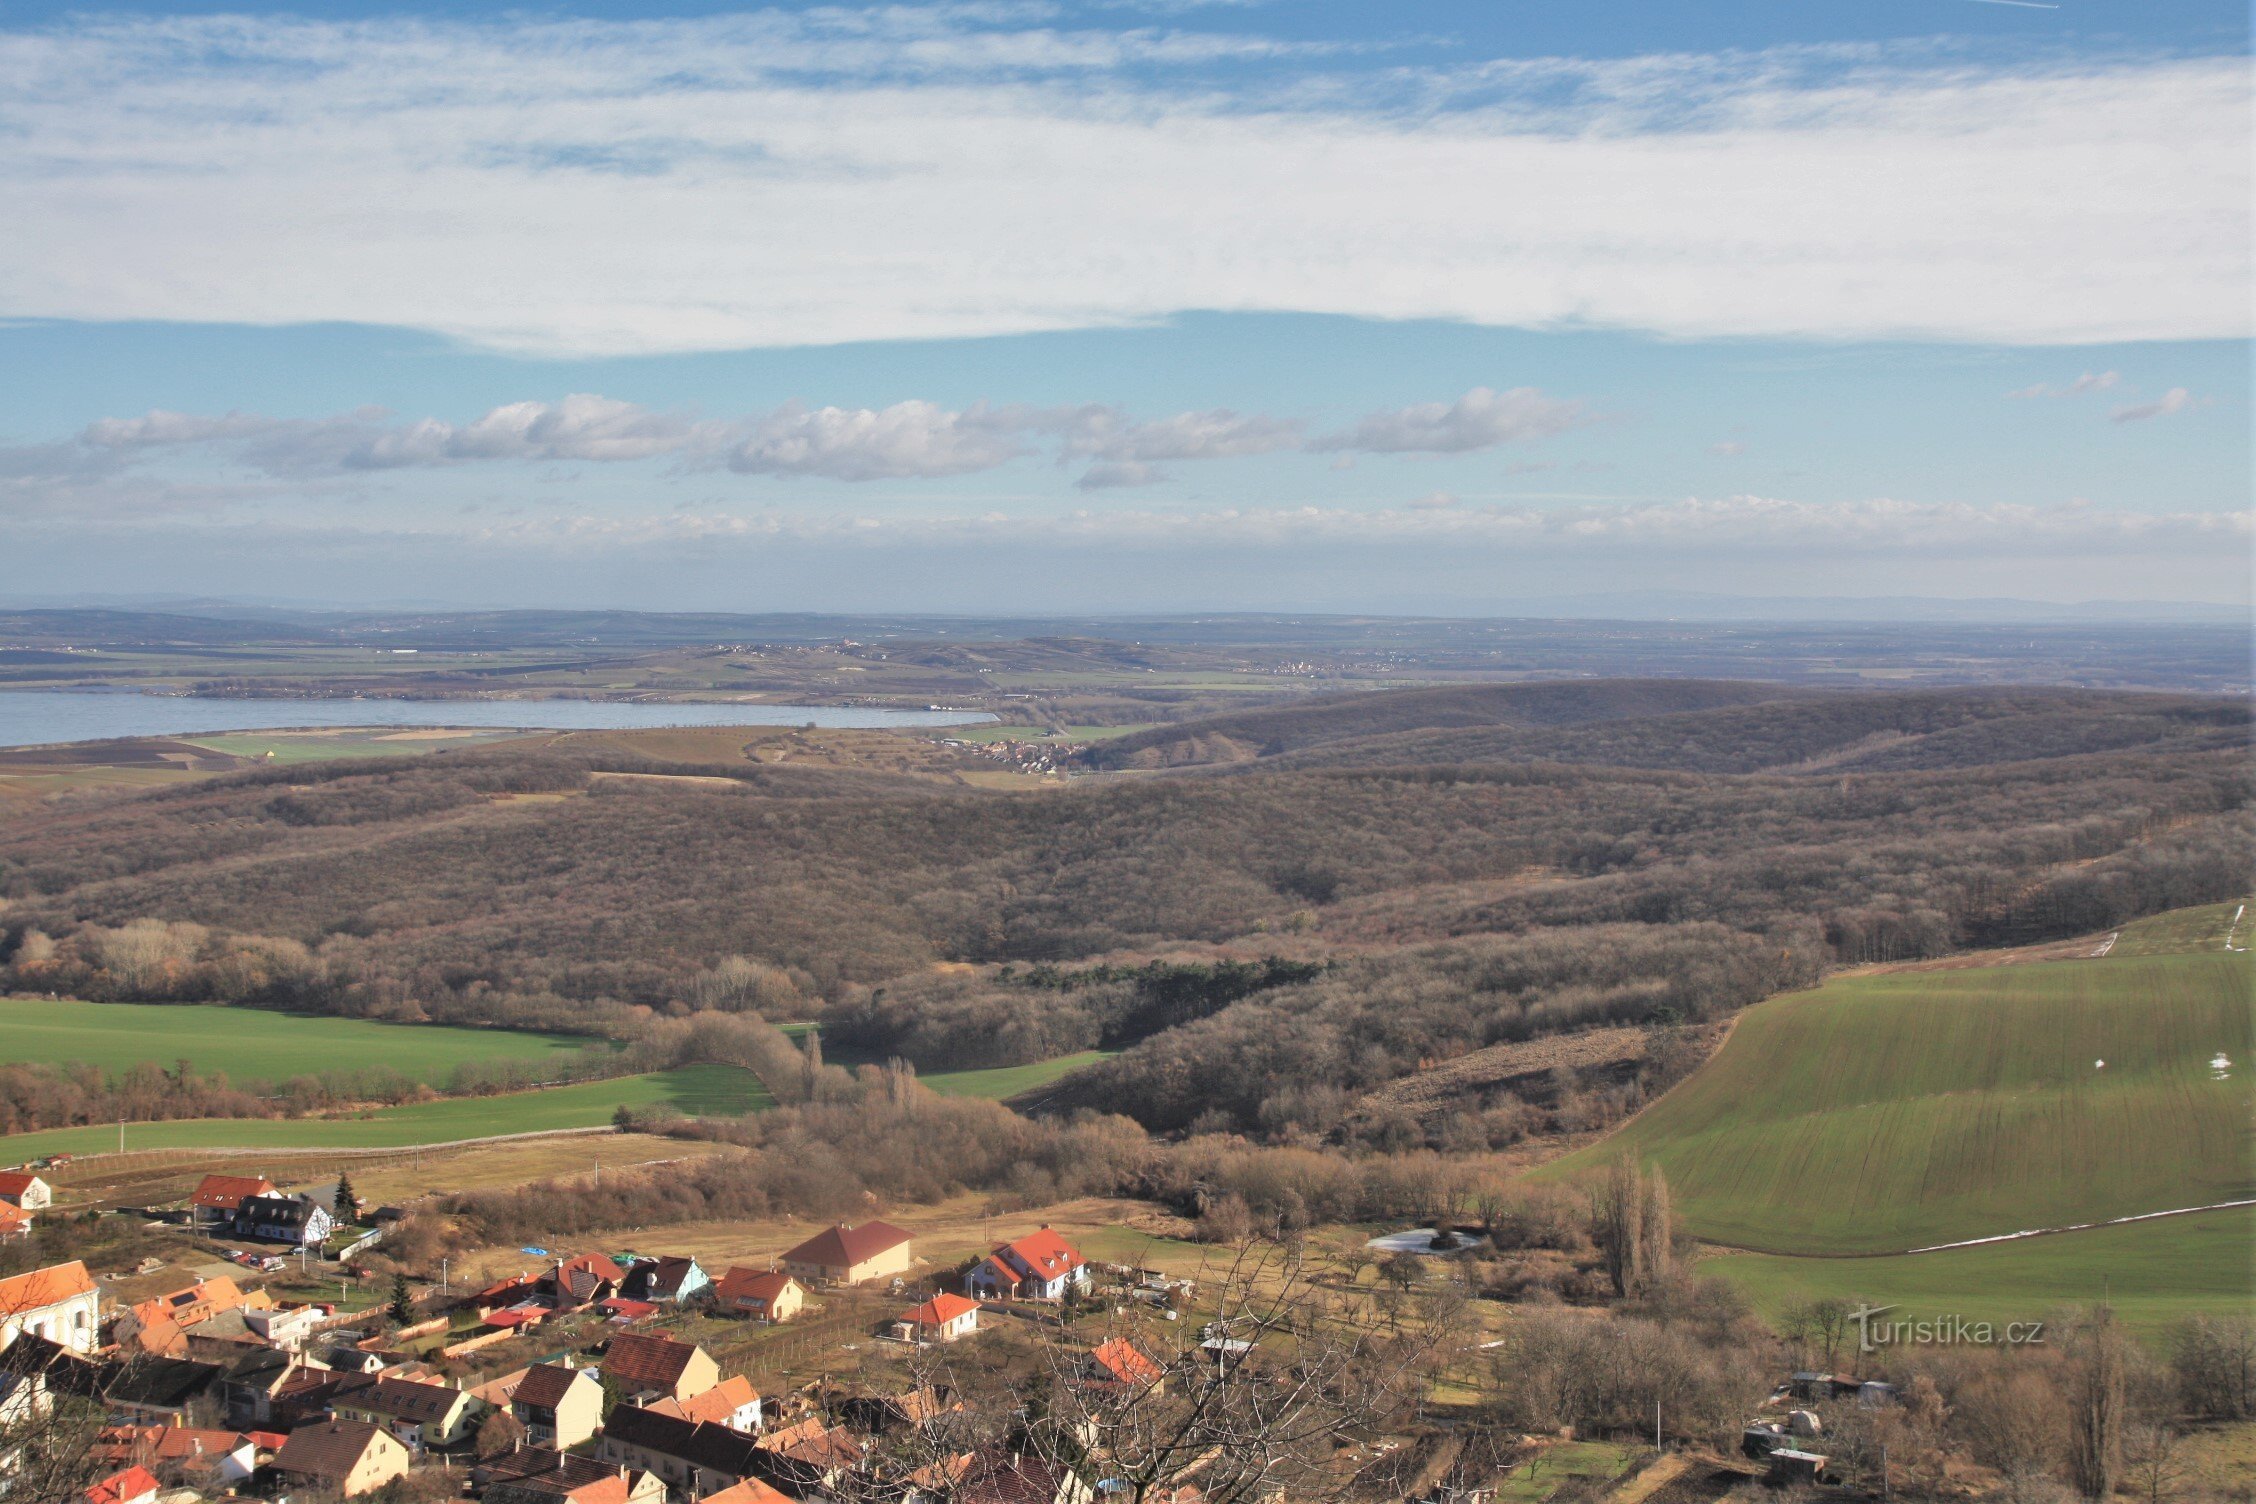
{"left": 0, "top": 1, "right": 2246, "bottom": 614}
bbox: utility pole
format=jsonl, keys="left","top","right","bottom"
{"left": 1656, "top": 1398, "right": 1663, "bottom": 1455}
{"left": 118, "top": 1119, "right": 125, "bottom": 1153}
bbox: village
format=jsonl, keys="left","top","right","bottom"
{"left": 0, "top": 1155, "right": 1932, "bottom": 1504}
{"left": 0, "top": 1162, "right": 1252, "bottom": 1504}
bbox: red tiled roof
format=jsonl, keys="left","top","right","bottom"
{"left": 667, "top": 1375, "right": 758, "bottom": 1426}
{"left": 0, "top": 1171, "right": 43, "bottom": 1197}
{"left": 902, "top": 1292, "right": 978, "bottom": 1328}
{"left": 1085, "top": 1338, "right": 1163, "bottom": 1388}
{"left": 190, "top": 1174, "right": 276, "bottom": 1210}
{"left": 84, "top": 1464, "right": 161, "bottom": 1504}
{"left": 995, "top": 1227, "right": 1084, "bottom": 1282}
{"left": 0, "top": 1203, "right": 29, "bottom": 1233}
{"left": 700, "top": 1481, "right": 795, "bottom": 1504}
{"left": 600, "top": 1332, "right": 704, "bottom": 1390}
{"left": 0, "top": 1259, "right": 94, "bottom": 1311}
{"left": 783, "top": 1221, "right": 909, "bottom": 1269}
{"left": 511, "top": 1363, "right": 592, "bottom": 1409}
{"left": 714, "top": 1268, "right": 798, "bottom": 1308}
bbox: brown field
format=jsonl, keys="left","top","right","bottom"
{"left": 536, "top": 724, "right": 1004, "bottom": 781}
{"left": 43, "top": 1132, "right": 740, "bottom": 1211}
{"left": 1353, "top": 1025, "right": 1658, "bottom": 1122}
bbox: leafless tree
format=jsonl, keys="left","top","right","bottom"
{"left": 2066, "top": 1307, "right": 2126, "bottom": 1502}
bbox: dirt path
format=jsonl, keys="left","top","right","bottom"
{"left": 1611, "top": 1453, "right": 1691, "bottom": 1504}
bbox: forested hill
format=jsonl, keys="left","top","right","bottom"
{"left": 1085, "top": 684, "right": 2249, "bottom": 776}
{"left": 0, "top": 680, "right": 2246, "bottom": 1140}
{"left": 1076, "top": 679, "right": 1800, "bottom": 769}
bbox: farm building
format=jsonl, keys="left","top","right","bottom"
{"left": 782, "top": 1221, "right": 913, "bottom": 1286}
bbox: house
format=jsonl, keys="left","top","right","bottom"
{"left": 894, "top": 1292, "right": 979, "bottom": 1344}
{"left": 596, "top": 1405, "right": 766, "bottom": 1496}
{"left": 621, "top": 1254, "right": 709, "bottom": 1304}
{"left": 511, "top": 1362, "right": 605, "bottom": 1449}
{"left": 218, "top": 1348, "right": 316, "bottom": 1427}
{"left": 100, "top": 1354, "right": 226, "bottom": 1422}
{"left": 92, "top": 1425, "right": 260, "bottom": 1489}
{"left": 601, "top": 1331, "right": 720, "bottom": 1405}
{"left": 954, "top": 1446, "right": 1093, "bottom": 1504}
{"left": 0, "top": 1260, "right": 100, "bottom": 1353}
{"left": 490, "top": 1465, "right": 666, "bottom": 1504}
{"left": 190, "top": 1174, "right": 277, "bottom": 1226}
{"left": 1079, "top": 1337, "right": 1165, "bottom": 1395}
{"left": 117, "top": 1274, "right": 273, "bottom": 1355}
{"left": 650, "top": 1373, "right": 762, "bottom": 1434}
{"left": 82, "top": 1464, "right": 162, "bottom": 1504}
{"left": 0, "top": 1170, "right": 53, "bottom": 1210}
{"left": 241, "top": 1302, "right": 324, "bottom": 1351}
{"left": 748, "top": 1418, "right": 863, "bottom": 1494}
{"left": 232, "top": 1191, "right": 334, "bottom": 1246}
{"left": 271, "top": 1418, "right": 411, "bottom": 1497}
{"left": 333, "top": 1374, "right": 482, "bottom": 1449}
{"left": 837, "top": 1385, "right": 956, "bottom": 1437}
{"left": 781, "top": 1221, "right": 913, "bottom": 1287}
{"left": 700, "top": 1480, "right": 796, "bottom": 1504}
{"left": 479, "top": 1448, "right": 665, "bottom": 1504}
{"left": 712, "top": 1268, "right": 806, "bottom": 1324}
{"left": 966, "top": 1228, "right": 1088, "bottom": 1303}
{"left": 541, "top": 1252, "right": 628, "bottom": 1308}
{"left": 0, "top": 1202, "right": 31, "bottom": 1240}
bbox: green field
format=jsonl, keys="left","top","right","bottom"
{"left": 918, "top": 1050, "right": 1117, "bottom": 1099}
{"left": 1699, "top": 1205, "right": 2254, "bottom": 1339}
{"left": 183, "top": 729, "right": 524, "bottom": 765}
{"left": 0, "top": 1064, "right": 770, "bottom": 1159}
{"left": 2109, "top": 898, "right": 2251, "bottom": 957}
{"left": 1540, "top": 947, "right": 2254, "bottom": 1253}
{"left": 0, "top": 997, "right": 593, "bottom": 1085}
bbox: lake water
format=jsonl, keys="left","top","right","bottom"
{"left": 0, "top": 689, "right": 993, "bottom": 747}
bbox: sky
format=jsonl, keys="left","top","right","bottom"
{"left": 0, "top": 0, "right": 2247, "bottom": 616}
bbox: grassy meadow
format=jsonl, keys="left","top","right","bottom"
{"left": 1541, "top": 944, "right": 2253, "bottom": 1253}
{"left": 0, "top": 1063, "right": 770, "bottom": 1160}
{"left": 1697, "top": 1204, "right": 2255, "bottom": 1338}
{"left": 0, "top": 996, "right": 592, "bottom": 1083}
{"left": 917, "top": 1049, "right": 1117, "bottom": 1099}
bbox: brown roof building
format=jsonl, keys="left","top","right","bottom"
{"left": 271, "top": 1419, "right": 410, "bottom": 1497}
{"left": 780, "top": 1221, "right": 913, "bottom": 1286}
{"left": 600, "top": 1332, "right": 719, "bottom": 1405}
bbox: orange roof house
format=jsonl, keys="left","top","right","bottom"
{"left": 649, "top": 1373, "right": 761, "bottom": 1433}
{"left": 0, "top": 1202, "right": 30, "bottom": 1239}
{"left": 83, "top": 1464, "right": 161, "bottom": 1504}
{"left": 895, "top": 1292, "right": 979, "bottom": 1343}
{"left": 190, "top": 1175, "right": 277, "bottom": 1213}
{"left": 1081, "top": 1338, "right": 1165, "bottom": 1393}
{"left": 0, "top": 1260, "right": 100, "bottom": 1353}
{"left": 965, "top": 1227, "right": 1089, "bottom": 1302}
{"left": 781, "top": 1221, "right": 913, "bottom": 1286}
{"left": 712, "top": 1268, "right": 806, "bottom": 1323}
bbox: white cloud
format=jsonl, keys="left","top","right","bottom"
{"left": 2110, "top": 387, "right": 2200, "bottom": 423}
{"left": 1314, "top": 386, "right": 1591, "bottom": 454}
{"left": 0, "top": 19, "right": 2243, "bottom": 354}
{"left": 1064, "top": 407, "right": 1302, "bottom": 463}
{"left": 1708, "top": 440, "right": 1746, "bottom": 456}
{"left": 2006, "top": 371, "right": 2121, "bottom": 399}
{"left": 1076, "top": 460, "right": 1167, "bottom": 489}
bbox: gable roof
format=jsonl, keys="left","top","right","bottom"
{"left": 600, "top": 1332, "right": 706, "bottom": 1391}
{"left": 782, "top": 1221, "right": 910, "bottom": 1269}
{"left": 341, "top": 1376, "right": 468, "bottom": 1424}
{"left": 654, "top": 1374, "right": 758, "bottom": 1427}
{"left": 957, "top": 1447, "right": 1076, "bottom": 1504}
{"left": 84, "top": 1464, "right": 161, "bottom": 1504}
{"left": 482, "top": 1446, "right": 621, "bottom": 1487}
{"left": 547, "top": 1253, "right": 627, "bottom": 1302}
{"left": 993, "top": 1228, "right": 1084, "bottom": 1282}
{"left": 273, "top": 1419, "right": 393, "bottom": 1481}
{"left": 237, "top": 1192, "right": 325, "bottom": 1227}
{"left": 0, "top": 1203, "right": 30, "bottom": 1235}
{"left": 700, "top": 1481, "right": 795, "bottom": 1504}
{"left": 902, "top": 1292, "right": 979, "bottom": 1328}
{"left": 191, "top": 1174, "right": 276, "bottom": 1210}
{"left": 600, "top": 1405, "right": 763, "bottom": 1475}
{"left": 713, "top": 1268, "right": 799, "bottom": 1307}
{"left": 0, "top": 1170, "right": 46, "bottom": 1198}
{"left": 0, "top": 1259, "right": 95, "bottom": 1311}
{"left": 102, "top": 1355, "right": 224, "bottom": 1411}
{"left": 621, "top": 1255, "right": 702, "bottom": 1299}
{"left": 512, "top": 1363, "right": 595, "bottom": 1409}
{"left": 1084, "top": 1337, "right": 1163, "bottom": 1388}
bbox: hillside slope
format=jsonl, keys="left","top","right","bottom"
{"left": 1076, "top": 679, "right": 1799, "bottom": 769}
{"left": 1539, "top": 910, "right": 2255, "bottom": 1253}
